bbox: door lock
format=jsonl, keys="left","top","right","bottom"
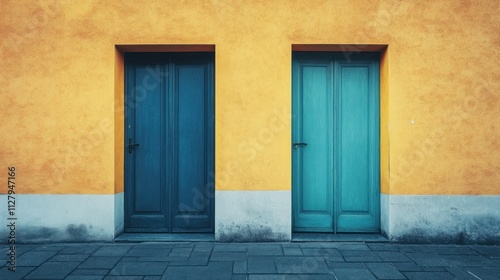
{"left": 293, "top": 142, "right": 308, "bottom": 149}
{"left": 128, "top": 137, "right": 140, "bottom": 153}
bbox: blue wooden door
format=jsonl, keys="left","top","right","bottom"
{"left": 125, "top": 53, "right": 214, "bottom": 233}
{"left": 292, "top": 52, "right": 380, "bottom": 233}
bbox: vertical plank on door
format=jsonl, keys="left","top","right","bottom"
{"left": 335, "top": 54, "right": 380, "bottom": 232}
{"left": 293, "top": 57, "right": 334, "bottom": 232}
{"left": 339, "top": 66, "right": 370, "bottom": 213}
{"left": 177, "top": 66, "right": 206, "bottom": 213}
{"left": 302, "top": 66, "right": 330, "bottom": 212}
{"left": 134, "top": 65, "right": 163, "bottom": 212}
{"left": 171, "top": 56, "right": 213, "bottom": 231}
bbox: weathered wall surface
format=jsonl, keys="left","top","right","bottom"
{"left": 0, "top": 0, "right": 498, "bottom": 242}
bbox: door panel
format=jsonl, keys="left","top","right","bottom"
{"left": 125, "top": 53, "right": 214, "bottom": 233}
{"left": 172, "top": 63, "right": 213, "bottom": 231}
{"left": 336, "top": 62, "right": 380, "bottom": 232}
{"left": 125, "top": 62, "right": 168, "bottom": 231}
{"left": 340, "top": 66, "right": 369, "bottom": 213}
{"left": 292, "top": 52, "right": 380, "bottom": 233}
{"left": 177, "top": 67, "right": 206, "bottom": 213}
{"left": 293, "top": 61, "right": 334, "bottom": 232}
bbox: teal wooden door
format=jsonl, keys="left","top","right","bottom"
{"left": 292, "top": 52, "right": 380, "bottom": 233}
{"left": 125, "top": 53, "right": 214, "bottom": 233}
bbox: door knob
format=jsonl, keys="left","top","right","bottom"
{"left": 128, "top": 137, "right": 140, "bottom": 153}
{"left": 293, "top": 142, "right": 308, "bottom": 149}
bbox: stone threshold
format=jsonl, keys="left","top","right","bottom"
{"left": 115, "top": 233, "right": 215, "bottom": 242}
{"left": 292, "top": 233, "right": 389, "bottom": 242}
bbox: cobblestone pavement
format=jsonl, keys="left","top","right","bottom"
{"left": 1, "top": 242, "right": 499, "bottom": 279}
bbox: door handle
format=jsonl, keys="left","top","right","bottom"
{"left": 128, "top": 137, "right": 140, "bottom": 153}
{"left": 293, "top": 142, "right": 308, "bottom": 149}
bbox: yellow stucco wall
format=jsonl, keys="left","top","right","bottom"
{"left": 0, "top": 0, "right": 498, "bottom": 195}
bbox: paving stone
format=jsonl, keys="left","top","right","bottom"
{"left": 135, "top": 243, "right": 175, "bottom": 250}
{"left": 31, "top": 244, "right": 65, "bottom": 251}
{"left": 232, "top": 275, "right": 248, "bottom": 280}
{"left": 328, "top": 243, "right": 370, "bottom": 251}
{"left": 24, "top": 261, "right": 80, "bottom": 279}
{"left": 340, "top": 250, "right": 382, "bottom": 262}
{"left": 79, "top": 256, "right": 121, "bottom": 269}
{"left": 59, "top": 244, "right": 102, "bottom": 255}
{"left": 421, "top": 267, "right": 447, "bottom": 272}
{"left": 439, "top": 254, "right": 495, "bottom": 267}
{"left": 327, "top": 262, "right": 365, "bottom": 269}
{"left": 247, "top": 245, "right": 283, "bottom": 256}
{"left": 195, "top": 242, "right": 213, "bottom": 248}
{"left": 172, "top": 242, "right": 194, "bottom": 248}
{"left": 104, "top": 277, "right": 144, "bottom": 280}
{"left": 109, "top": 261, "right": 168, "bottom": 276}
{"left": 284, "top": 275, "right": 336, "bottom": 280}
{"left": 213, "top": 244, "right": 248, "bottom": 252}
{"left": 144, "top": 277, "right": 162, "bottom": 280}
{"left": 193, "top": 244, "right": 213, "bottom": 253}
{"left": 93, "top": 245, "right": 132, "bottom": 256}
{"left": 168, "top": 252, "right": 191, "bottom": 258}
{"left": 299, "top": 242, "right": 336, "bottom": 248}
{"left": 367, "top": 243, "right": 401, "bottom": 251}
{"left": 70, "top": 268, "right": 109, "bottom": 276}
{"left": 121, "top": 256, "right": 140, "bottom": 262}
{"left": 0, "top": 266, "right": 36, "bottom": 280}
{"left": 375, "top": 251, "right": 412, "bottom": 262}
{"left": 398, "top": 245, "right": 417, "bottom": 253}
{"left": 170, "top": 247, "right": 193, "bottom": 254}
{"left": 9, "top": 245, "right": 38, "bottom": 257}
{"left": 66, "top": 276, "right": 103, "bottom": 280}
{"left": 466, "top": 267, "right": 500, "bottom": 280}
{"left": 248, "top": 256, "right": 276, "bottom": 273}
{"left": 248, "top": 275, "right": 284, "bottom": 280}
{"left": 49, "top": 254, "right": 89, "bottom": 262}
{"left": 275, "top": 256, "right": 330, "bottom": 274}
{"left": 284, "top": 247, "right": 303, "bottom": 256}
{"left": 413, "top": 245, "right": 478, "bottom": 255}
{"left": 302, "top": 248, "right": 341, "bottom": 258}
{"left": 162, "top": 261, "right": 233, "bottom": 280}
{"left": 470, "top": 245, "right": 500, "bottom": 258}
{"left": 403, "top": 271, "right": 456, "bottom": 280}
{"left": 167, "top": 261, "right": 189, "bottom": 266}
{"left": 0, "top": 249, "right": 8, "bottom": 267}
{"left": 365, "top": 263, "right": 406, "bottom": 279}
{"left": 446, "top": 267, "right": 481, "bottom": 280}
{"left": 490, "top": 258, "right": 500, "bottom": 266}
{"left": 405, "top": 253, "right": 448, "bottom": 267}
{"left": 282, "top": 244, "right": 300, "bottom": 248}
{"left": 391, "top": 262, "right": 422, "bottom": 272}
{"left": 211, "top": 251, "right": 247, "bottom": 261}
{"left": 233, "top": 261, "right": 247, "bottom": 274}
{"left": 127, "top": 248, "right": 171, "bottom": 257}
{"left": 139, "top": 256, "right": 189, "bottom": 262}
{"left": 187, "top": 252, "right": 210, "bottom": 265}
{"left": 16, "top": 250, "right": 58, "bottom": 266}
{"left": 332, "top": 268, "right": 376, "bottom": 280}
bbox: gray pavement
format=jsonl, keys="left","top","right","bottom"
{"left": 1, "top": 242, "right": 499, "bottom": 279}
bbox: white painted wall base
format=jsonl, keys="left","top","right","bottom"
{"left": 2, "top": 192, "right": 498, "bottom": 244}
{"left": 114, "top": 192, "right": 124, "bottom": 237}
{"left": 0, "top": 194, "right": 123, "bottom": 243}
{"left": 382, "top": 194, "right": 500, "bottom": 244}
{"left": 215, "top": 190, "right": 291, "bottom": 242}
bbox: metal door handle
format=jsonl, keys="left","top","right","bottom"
{"left": 128, "top": 137, "right": 140, "bottom": 153}
{"left": 293, "top": 142, "right": 308, "bottom": 149}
